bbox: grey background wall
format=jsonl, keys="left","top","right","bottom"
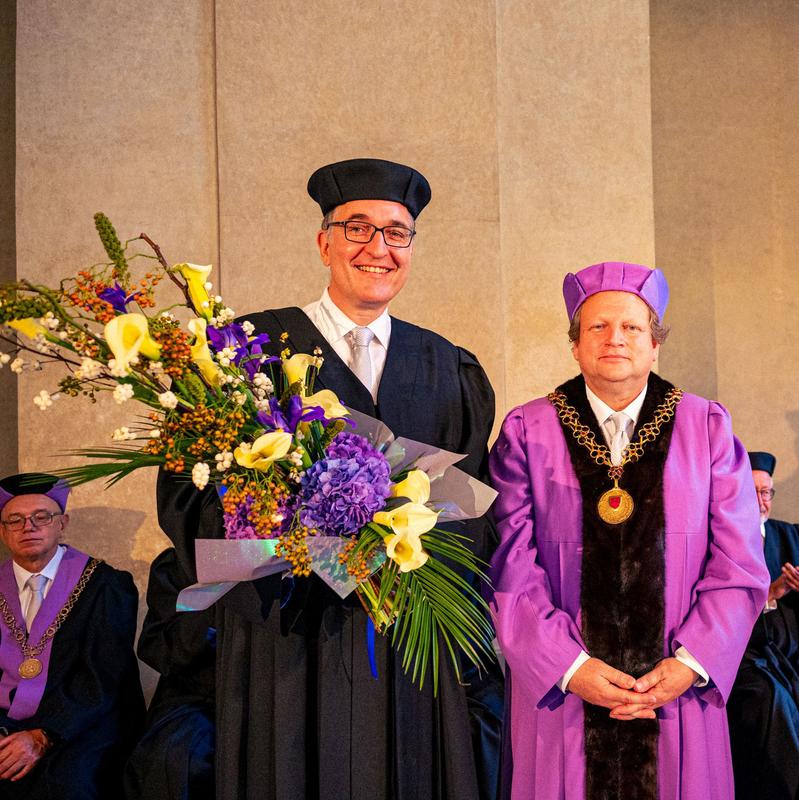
{"left": 4, "top": 0, "right": 798, "bottom": 696}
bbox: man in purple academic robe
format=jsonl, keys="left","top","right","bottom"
{"left": 488, "top": 262, "right": 770, "bottom": 800}
{"left": 0, "top": 473, "right": 144, "bottom": 800}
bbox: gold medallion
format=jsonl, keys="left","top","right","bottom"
{"left": 18, "top": 657, "right": 43, "bottom": 679}
{"left": 597, "top": 487, "right": 635, "bottom": 525}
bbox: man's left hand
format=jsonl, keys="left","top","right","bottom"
{"left": 0, "top": 729, "right": 51, "bottom": 781}
{"left": 610, "top": 658, "right": 697, "bottom": 718}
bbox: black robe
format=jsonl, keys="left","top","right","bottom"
{"left": 157, "top": 307, "right": 504, "bottom": 800}
{"left": 123, "top": 547, "right": 216, "bottom": 800}
{"left": 728, "top": 518, "right": 799, "bottom": 799}
{"left": 0, "top": 560, "right": 145, "bottom": 800}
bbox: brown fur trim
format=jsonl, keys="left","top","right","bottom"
{"left": 553, "top": 373, "right": 679, "bottom": 800}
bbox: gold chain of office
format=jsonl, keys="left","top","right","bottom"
{"left": 0, "top": 558, "right": 101, "bottom": 679}
{"left": 547, "top": 387, "right": 683, "bottom": 524}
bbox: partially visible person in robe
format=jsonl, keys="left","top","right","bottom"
{"left": 488, "top": 262, "right": 770, "bottom": 800}
{"left": 123, "top": 546, "right": 215, "bottom": 800}
{"left": 727, "top": 451, "right": 799, "bottom": 800}
{"left": 0, "top": 472, "right": 144, "bottom": 800}
{"left": 157, "top": 158, "right": 503, "bottom": 800}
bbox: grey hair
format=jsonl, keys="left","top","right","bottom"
{"left": 568, "top": 305, "right": 670, "bottom": 345}
{"left": 321, "top": 209, "right": 336, "bottom": 229}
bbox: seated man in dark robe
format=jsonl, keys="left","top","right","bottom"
{"left": 124, "top": 546, "right": 215, "bottom": 800}
{"left": 728, "top": 451, "right": 799, "bottom": 800}
{"left": 0, "top": 472, "right": 144, "bottom": 800}
{"left": 158, "top": 158, "right": 503, "bottom": 800}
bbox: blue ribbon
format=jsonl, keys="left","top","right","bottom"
{"left": 366, "top": 617, "right": 378, "bottom": 680}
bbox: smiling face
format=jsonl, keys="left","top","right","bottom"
{"left": 317, "top": 199, "right": 414, "bottom": 324}
{"left": 0, "top": 494, "right": 67, "bottom": 572}
{"left": 571, "top": 291, "right": 659, "bottom": 404}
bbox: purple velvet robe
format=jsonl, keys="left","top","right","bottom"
{"left": 488, "top": 390, "right": 770, "bottom": 800}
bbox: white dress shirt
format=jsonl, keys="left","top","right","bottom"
{"left": 13, "top": 544, "right": 66, "bottom": 629}
{"left": 559, "top": 385, "right": 709, "bottom": 692}
{"left": 302, "top": 289, "right": 391, "bottom": 403}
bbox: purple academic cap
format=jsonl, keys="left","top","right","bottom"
{"left": 0, "top": 473, "right": 71, "bottom": 513}
{"left": 562, "top": 262, "right": 669, "bottom": 321}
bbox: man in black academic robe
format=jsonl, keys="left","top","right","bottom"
{"left": 0, "top": 473, "right": 144, "bottom": 800}
{"left": 728, "top": 452, "right": 799, "bottom": 799}
{"left": 158, "top": 158, "right": 503, "bottom": 800}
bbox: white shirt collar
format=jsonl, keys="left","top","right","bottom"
{"left": 585, "top": 383, "right": 648, "bottom": 429}
{"left": 316, "top": 289, "right": 391, "bottom": 349}
{"left": 13, "top": 544, "right": 66, "bottom": 593}
{"left": 760, "top": 521, "right": 767, "bottom": 540}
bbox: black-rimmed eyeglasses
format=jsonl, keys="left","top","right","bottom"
{"left": 324, "top": 220, "right": 416, "bottom": 248}
{"left": 1, "top": 511, "right": 63, "bottom": 532}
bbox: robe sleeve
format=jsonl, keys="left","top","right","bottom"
{"left": 671, "top": 402, "right": 770, "bottom": 706}
{"left": 137, "top": 548, "right": 215, "bottom": 681}
{"left": 488, "top": 407, "right": 585, "bottom": 707}
{"left": 20, "top": 567, "right": 143, "bottom": 742}
{"left": 156, "top": 468, "right": 225, "bottom": 582}
{"left": 456, "top": 346, "right": 495, "bottom": 481}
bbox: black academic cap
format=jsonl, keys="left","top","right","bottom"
{"left": 0, "top": 473, "right": 71, "bottom": 513}
{"left": 307, "top": 158, "right": 432, "bottom": 219}
{"left": 748, "top": 451, "right": 776, "bottom": 475}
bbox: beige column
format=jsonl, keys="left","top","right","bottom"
{"left": 0, "top": 1, "right": 16, "bottom": 481}
{"left": 497, "top": 0, "right": 657, "bottom": 410}
{"left": 15, "top": 0, "right": 219, "bottom": 696}
{"left": 652, "top": 0, "right": 799, "bottom": 515}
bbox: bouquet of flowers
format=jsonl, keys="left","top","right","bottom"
{"left": 0, "top": 215, "right": 497, "bottom": 691}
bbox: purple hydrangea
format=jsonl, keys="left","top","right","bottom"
{"left": 297, "top": 432, "right": 391, "bottom": 536}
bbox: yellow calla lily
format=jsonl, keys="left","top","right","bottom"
{"left": 282, "top": 353, "right": 320, "bottom": 389}
{"left": 374, "top": 502, "right": 439, "bottom": 539}
{"left": 8, "top": 318, "right": 48, "bottom": 339}
{"left": 234, "top": 431, "right": 293, "bottom": 471}
{"left": 383, "top": 528, "right": 430, "bottom": 573}
{"left": 391, "top": 470, "right": 430, "bottom": 505}
{"left": 302, "top": 389, "right": 349, "bottom": 420}
{"left": 104, "top": 313, "right": 162, "bottom": 374}
{"left": 177, "top": 263, "right": 213, "bottom": 319}
{"left": 187, "top": 318, "right": 223, "bottom": 387}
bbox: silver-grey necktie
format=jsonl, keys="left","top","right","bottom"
{"left": 24, "top": 573, "right": 48, "bottom": 631}
{"left": 350, "top": 326, "right": 375, "bottom": 388}
{"left": 607, "top": 411, "right": 632, "bottom": 466}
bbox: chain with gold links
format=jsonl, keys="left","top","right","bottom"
{"left": 548, "top": 387, "right": 683, "bottom": 523}
{"left": 0, "top": 558, "right": 102, "bottom": 679}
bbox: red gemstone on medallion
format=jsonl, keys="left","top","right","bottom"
{"left": 609, "top": 495, "right": 621, "bottom": 509}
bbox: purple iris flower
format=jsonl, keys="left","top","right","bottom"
{"left": 257, "top": 396, "right": 325, "bottom": 433}
{"left": 207, "top": 323, "right": 276, "bottom": 379}
{"left": 207, "top": 322, "right": 249, "bottom": 353}
{"left": 239, "top": 334, "right": 276, "bottom": 379}
{"left": 98, "top": 282, "right": 138, "bottom": 313}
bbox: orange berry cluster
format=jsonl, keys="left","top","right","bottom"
{"left": 65, "top": 329, "right": 101, "bottom": 358}
{"left": 222, "top": 476, "right": 292, "bottom": 539}
{"left": 276, "top": 525, "right": 315, "bottom": 577}
{"left": 124, "top": 271, "right": 162, "bottom": 309}
{"left": 151, "top": 321, "right": 192, "bottom": 379}
{"left": 64, "top": 271, "right": 116, "bottom": 323}
{"left": 338, "top": 538, "right": 372, "bottom": 583}
{"left": 143, "top": 404, "right": 246, "bottom": 467}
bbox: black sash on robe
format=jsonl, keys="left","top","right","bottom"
{"left": 553, "top": 373, "right": 679, "bottom": 800}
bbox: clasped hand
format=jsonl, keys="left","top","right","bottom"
{"left": 567, "top": 656, "right": 697, "bottom": 721}
{"left": 0, "top": 728, "right": 51, "bottom": 781}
